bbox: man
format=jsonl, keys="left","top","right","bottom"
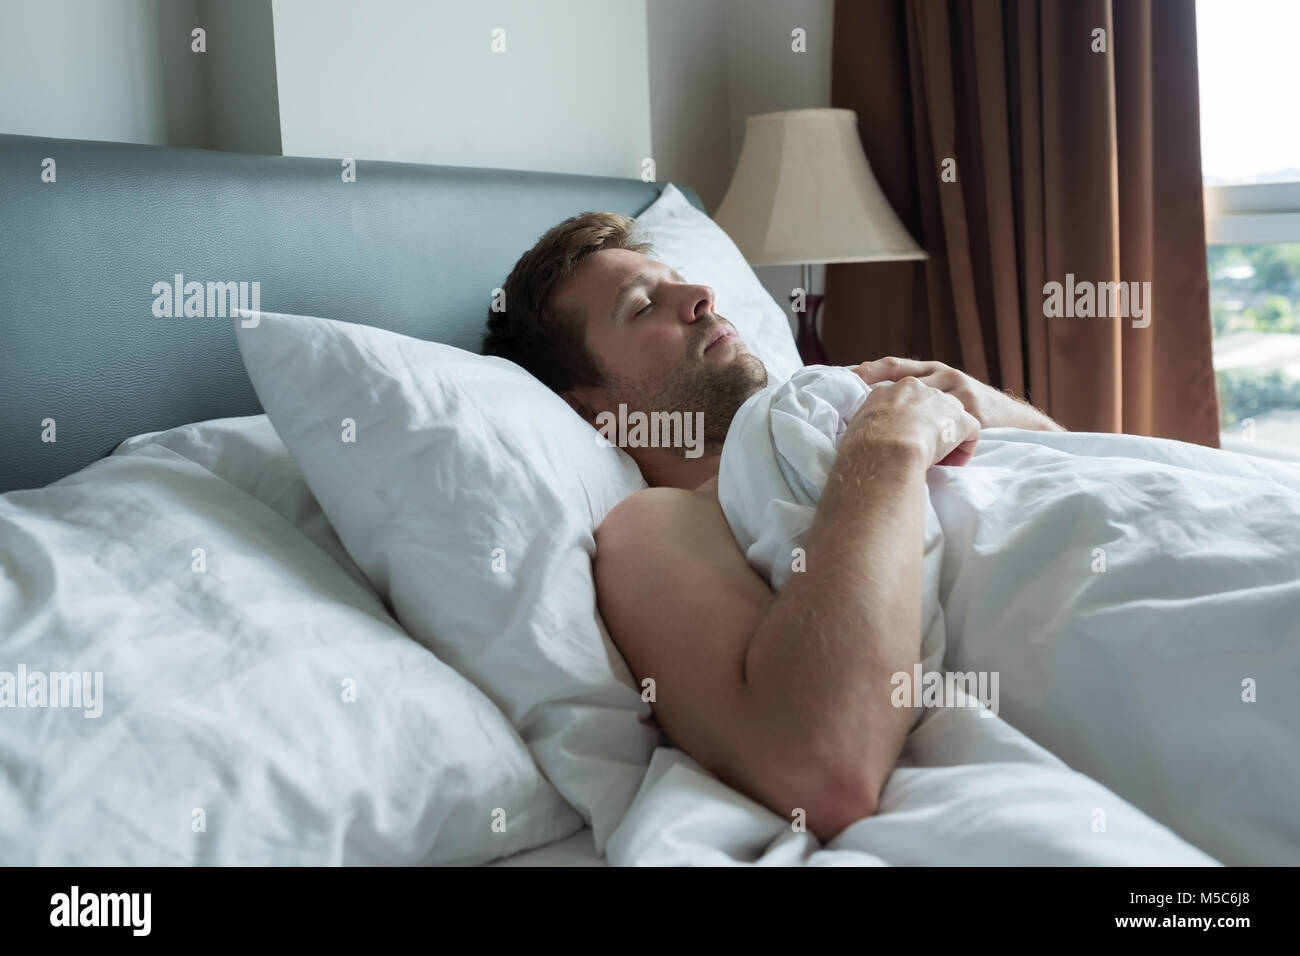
{"left": 483, "top": 211, "right": 1064, "bottom": 842}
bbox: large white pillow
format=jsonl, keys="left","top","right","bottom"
{"left": 0, "top": 445, "right": 581, "bottom": 864}
{"left": 113, "top": 414, "right": 372, "bottom": 591}
{"left": 636, "top": 182, "right": 803, "bottom": 384}
{"left": 234, "top": 311, "right": 661, "bottom": 854}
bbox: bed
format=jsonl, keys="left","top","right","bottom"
{"left": 1, "top": 133, "right": 690, "bottom": 865}
{"left": 3, "top": 133, "right": 1297, "bottom": 867}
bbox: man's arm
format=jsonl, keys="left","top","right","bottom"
{"left": 854, "top": 356, "right": 1066, "bottom": 432}
{"left": 594, "top": 378, "right": 979, "bottom": 841}
{"left": 992, "top": 388, "right": 1065, "bottom": 432}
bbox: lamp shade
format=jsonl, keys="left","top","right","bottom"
{"left": 713, "top": 108, "right": 927, "bottom": 267}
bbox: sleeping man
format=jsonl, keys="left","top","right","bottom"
{"left": 483, "top": 211, "right": 1300, "bottom": 860}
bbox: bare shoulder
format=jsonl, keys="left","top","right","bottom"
{"left": 595, "top": 485, "right": 719, "bottom": 555}
{"left": 593, "top": 484, "right": 775, "bottom": 777}
{"left": 594, "top": 484, "right": 756, "bottom": 618}
{"left": 593, "top": 486, "right": 744, "bottom": 644}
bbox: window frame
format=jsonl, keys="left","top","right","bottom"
{"left": 1203, "top": 182, "right": 1300, "bottom": 457}
{"left": 1205, "top": 182, "right": 1300, "bottom": 245}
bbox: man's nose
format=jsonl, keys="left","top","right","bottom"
{"left": 681, "top": 283, "right": 715, "bottom": 323}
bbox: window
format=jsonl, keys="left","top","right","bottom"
{"left": 1197, "top": 0, "right": 1300, "bottom": 454}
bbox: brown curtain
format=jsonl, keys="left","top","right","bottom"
{"left": 825, "top": 0, "right": 1220, "bottom": 446}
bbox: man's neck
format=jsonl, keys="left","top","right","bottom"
{"left": 632, "top": 447, "right": 722, "bottom": 491}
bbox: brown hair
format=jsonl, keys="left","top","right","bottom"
{"left": 481, "top": 211, "right": 654, "bottom": 393}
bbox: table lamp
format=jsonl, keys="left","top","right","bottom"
{"left": 713, "top": 108, "right": 927, "bottom": 365}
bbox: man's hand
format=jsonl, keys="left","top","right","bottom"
{"left": 852, "top": 357, "right": 1065, "bottom": 432}
{"left": 852, "top": 376, "right": 982, "bottom": 467}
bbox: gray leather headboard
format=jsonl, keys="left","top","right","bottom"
{"left": 0, "top": 133, "right": 703, "bottom": 492}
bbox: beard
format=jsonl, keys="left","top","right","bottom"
{"left": 601, "top": 328, "right": 769, "bottom": 455}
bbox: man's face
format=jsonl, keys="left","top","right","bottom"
{"left": 553, "top": 248, "right": 768, "bottom": 448}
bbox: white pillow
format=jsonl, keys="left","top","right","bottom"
{"left": 0, "top": 445, "right": 581, "bottom": 864}
{"left": 234, "top": 311, "right": 661, "bottom": 855}
{"left": 636, "top": 183, "right": 803, "bottom": 384}
{"left": 113, "top": 415, "right": 372, "bottom": 591}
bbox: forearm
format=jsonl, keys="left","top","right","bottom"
{"left": 999, "top": 391, "right": 1065, "bottom": 431}
{"left": 742, "top": 433, "right": 929, "bottom": 807}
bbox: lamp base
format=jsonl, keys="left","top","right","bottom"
{"left": 793, "top": 292, "right": 828, "bottom": 366}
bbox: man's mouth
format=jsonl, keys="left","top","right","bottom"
{"left": 702, "top": 325, "right": 736, "bottom": 353}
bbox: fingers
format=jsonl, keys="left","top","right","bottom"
{"left": 937, "top": 444, "right": 974, "bottom": 467}
{"left": 919, "top": 368, "right": 964, "bottom": 391}
{"left": 854, "top": 356, "right": 945, "bottom": 385}
{"left": 939, "top": 410, "right": 981, "bottom": 466}
{"left": 931, "top": 402, "right": 980, "bottom": 467}
{"left": 852, "top": 374, "right": 980, "bottom": 468}
{"left": 958, "top": 407, "right": 982, "bottom": 440}
{"left": 866, "top": 376, "right": 980, "bottom": 466}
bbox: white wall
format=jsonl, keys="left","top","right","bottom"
{"left": 200, "top": 0, "right": 281, "bottom": 154}
{"left": 0, "top": 0, "right": 837, "bottom": 339}
{"left": 0, "top": 0, "right": 208, "bottom": 147}
{"left": 645, "top": 0, "right": 732, "bottom": 212}
{"left": 0, "top": 0, "right": 837, "bottom": 346}
{"left": 270, "top": 0, "right": 653, "bottom": 177}
{"left": 0, "top": 0, "right": 830, "bottom": 194}
{"left": 723, "top": 0, "right": 834, "bottom": 335}
{"left": 646, "top": 0, "right": 835, "bottom": 338}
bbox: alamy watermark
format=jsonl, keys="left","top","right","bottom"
{"left": 0, "top": 664, "right": 103, "bottom": 718}
{"left": 595, "top": 403, "right": 705, "bottom": 459}
{"left": 50, "top": 886, "right": 150, "bottom": 935}
{"left": 891, "top": 664, "right": 999, "bottom": 717}
{"left": 152, "top": 273, "right": 260, "bottom": 321}
{"left": 1043, "top": 273, "right": 1151, "bottom": 328}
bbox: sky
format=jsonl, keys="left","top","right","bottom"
{"left": 1197, "top": 0, "right": 1300, "bottom": 184}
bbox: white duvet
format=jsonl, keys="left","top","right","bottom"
{"left": 0, "top": 443, "right": 581, "bottom": 864}
{"left": 606, "top": 365, "right": 1300, "bottom": 866}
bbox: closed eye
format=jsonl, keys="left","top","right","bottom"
{"left": 634, "top": 301, "right": 653, "bottom": 317}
